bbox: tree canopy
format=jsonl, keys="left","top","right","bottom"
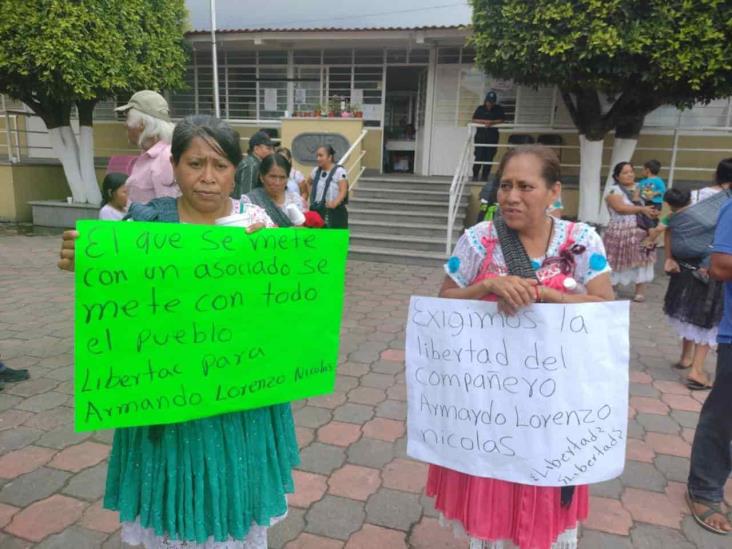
{"left": 470, "top": 0, "right": 732, "bottom": 138}
{"left": 0, "top": 0, "right": 189, "bottom": 126}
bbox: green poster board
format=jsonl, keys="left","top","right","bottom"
{"left": 74, "top": 221, "right": 348, "bottom": 432}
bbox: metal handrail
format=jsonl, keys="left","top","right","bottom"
{"left": 446, "top": 124, "right": 476, "bottom": 254}
{"left": 340, "top": 129, "right": 368, "bottom": 193}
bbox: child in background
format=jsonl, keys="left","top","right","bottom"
{"left": 638, "top": 159, "right": 666, "bottom": 211}
{"left": 98, "top": 173, "right": 129, "bottom": 220}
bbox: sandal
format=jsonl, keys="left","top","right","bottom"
{"left": 633, "top": 294, "right": 646, "bottom": 303}
{"left": 672, "top": 362, "right": 692, "bottom": 370}
{"left": 686, "top": 378, "right": 712, "bottom": 391}
{"left": 686, "top": 491, "right": 731, "bottom": 535}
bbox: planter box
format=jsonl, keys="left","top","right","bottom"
{"left": 28, "top": 200, "right": 99, "bottom": 228}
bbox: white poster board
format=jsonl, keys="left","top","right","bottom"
{"left": 406, "top": 296, "right": 629, "bottom": 487}
{"left": 350, "top": 89, "right": 364, "bottom": 106}
{"left": 362, "top": 104, "right": 382, "bottom": 121}
{"left": 264, "top": 88, "right": 278, "bottom": 111}
{"left": 295, "top": 88, "right": 307, "bottom": 104}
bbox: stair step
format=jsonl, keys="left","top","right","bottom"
{"left": 350, "top": 208, "right": 458, "bottom": 225}
{"left": 354, "top": 188, "right": 468, "bottom": 202}
{"left": 350, "top": 231, "right": 457, "bottom": 252}
{"left": 349, "top": 245, "right": 447, "bottom": 267}
{"left": 348, "top": 219, "right": 455, "bottom": 238}
{"left": 348, "top": 197, "right": 465, "bottom": 213}
{"left": 357, "top": 177, "right": 453, "bottom": 191}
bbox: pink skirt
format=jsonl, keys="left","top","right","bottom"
{"left": 426, "top": 465, "right": 589, "bottom": 549}
{"left": 602, "top": 218, "right": 655, "bottom": 272}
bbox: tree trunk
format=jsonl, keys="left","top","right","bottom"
{"left": 48, "top": 127, "right": 86, "bottom": 203}
{"left": 77, "top": 100, "right": 102, "bottom": 205}
{"left": 577, "top": 136, "right": 605, "bottom": 223}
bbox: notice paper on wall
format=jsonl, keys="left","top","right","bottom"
{"left": 406, "top": 296, "right": 629, "bottom": 487}
{"left": 74, "top": 221, "right": 348, "bottom": 432}
{"left": 264, "top": 88, "right": 278, "bottom": 111}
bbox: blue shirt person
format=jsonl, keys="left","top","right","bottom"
{"left": 638, "top": 160, "right": 666, "bottom": 206}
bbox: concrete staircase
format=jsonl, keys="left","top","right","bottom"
{"left": 348, "top": 175, "right": 469, "bottom": 265}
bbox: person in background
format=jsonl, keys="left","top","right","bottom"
{"left": 430, "top": 144, "right": 613, "bottom": 549}
{"left": 233, "top": 130, "right": 274, "bottom": 198}
{"left": 638, "top": 159, "right": 666, "bottom": 211}
{"left": 98, "top": 173, "right": 129, "bottom": 221}
{"left": 602, "top": 162, "right": 658, "bottom": 302}
{"left": 472, "top": 90, "right": 506, "bottom": 183}
{"left": 244, "top": 153, "right": 306, "bottom": 227}
{"left": 306, "top": 145, "right": 349, "bottom": 228}
{"left": 276, "top": 147, "right": 307, "bottom": 201}
{"left": 115, "top": 90, "right": 178, "bottom": 204}
{"left": 58, "top": 115, "right": 297, "bottom": 549}
{"left": 685, "top": 192, "right": 732, "bottom": 536}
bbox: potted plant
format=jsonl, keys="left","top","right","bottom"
{"left": 327, "top": 96, "right": 341, "bottom": 118}
{"left": 314, "top": 104, "right": 322, "bottom": 117}
{"left": 350, "top": 103, "right": 363, "bottom": 118}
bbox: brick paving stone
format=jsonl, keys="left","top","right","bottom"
{"left": 345, "top": 523, "right": 407, "bottom": 549}
{"left": 77, "top": 500, "right": 120, "bottom": 534}
{"left": 335, "top": 375, "right": 360, "bottom": 393}
{"left": 626, "top": 419, "right": 646, "bottom": 440}
{"left": 375, "top": 399, "right": 407, "bottom": 420}
{"left": 365, "top": 489, "right": 421, "bottom": 531}
{"left": 3, "top": 378, "right": 60, "bottom": 398}
{"left": 0, "top": 427, "right": 43, "bottom": 453}
{"left": 386, "top": 384, "right": 407, "bottom": 401}
{"left": 295, "top": 427, "right": 314, "bottom": 449}
{"left": 347, "top": 387, "right": 387, "bottom": 406}
{"left": 48, "top": 441, "right": 110, "bottom": 472}
{"left": 630, "top": 396, "right": 670, "bottom": 415}
{"left": 589, "top": 478, "right": 624, "bottom": 499}
{"left": 0, "top": 395, "right": 22, "bottom": 414}
{"left": 635, "top": 412, "right": 681, "bottom": 434}
{"left": 0, "top": 467, "right": 71, "bottom": 507}
{"left": 661, "top": 393, "right": 703, "bottom": 413}
{"left": 338, "top": 362, "right": 371, "bottom": 377}
{"left": 14, "top": 392, "right": 69, "bottom": 413}
{"left": 630, "top": 523, "right": 695, "bottom": 549}
{"left": 654, "top": 455, "right": 691, "bottom": 484}
{"left": 317, "top": 421, "right": 362, "bottom": 447}
{"left": 304, "top": 495, "right": 365, "bottom": 540}
{"left": 584, "top": 496, "right": 633, "bottom": 535}
{"left": 21, "top": 406, "right": 73, "bottom": 432}
{"left": 294, "top": 406, "right": 333, "bottom": 429}
{"left": 681, "top": 427, "right": 696, "bottom": 444}
{"left": 359, "top": 373, "right": 395, "bottom": 389}
{"left": 5, "top": 494, "right": 87, "bottom": 542}
{"left": 308, "top": 392, "right": 348, "bottom": 410}
{"left": 578, "top": 530, "right": 633, "bottom": 548}
{"left": 34, "top": 425, "right": 90, "bottom": 450}
{"left": 381, "top": 458, "right": 427, "bottom": 493}
{"left": 645, "top": 432, "right": 692, "bottom": 458}
{"left": 34, "top": 525, "right": 107, "bottom": 548}
{"left": 269, "top": 507, "right": 306, "bottom": 549}
{"left": 333, "top": 403, "right": 375, "bottom": 424}
{"left": 653, "top": 380, "right": 692, "bottom": 395}
{"left": 0, "top": 446, "right": 56, "bottom": 479}
{"left": 362, "top": 418, "right": 405, "bottom": 442}
{"left": 290, "top": 471, "right": 328, "bottom": 508}
{"left": 408, "top": 517, "right": 464, "bottom": 548}
{"left": 681, "top": 515, "right": 732, "bottom": 549}
{"left": 347, "top": 438, "right": 395, "bottom": 469}
{"left": 370, "top": 360, "right": 403, "bottom": 376}
{"left": 380, "top": 349, "right": 404, "bottom": 362}
{"left": 0, "top": 532, "right": 32, "bottom": 549}
{"left": 0, "top": 501, "right": 19, "bottom": 528}
{"left": 0, "top": 410, "right": 34, "bottom": 431}
{"left": 670, "top": 409, "right": 701, "bottom": 429}
{"left": 629, "top": 383, "right": 661, "bottom": 398}
{"left": 622, "top": 487, "right": 685, "bottom": 529}
{"left": 61, "top": 462, "right": 108, "bottom": 501}
{"left": 619, "top": 460, "right": 668, "bottom": 492}
{"left": 629, "top": 371, "right": 653, "bottom": 384}
{"left": 284, "top": 532, "right": 344, "bottom": 549}
{"left": 328, "top": 464, "right": 381, "bottom": 501}
{"left": 297, "top": 443, "right": 346, "bottom": 475}
{"left": 626, "top": 438, "right": 656, "bottom": 463}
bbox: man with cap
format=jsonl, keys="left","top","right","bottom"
{"left": 472, "top": 90, "right": 505, "bottom": 183}
{"left": 114, "top": 90, "right": 179, "bottom": 204}
{"left": 232, "top": 130, "right": 274, "bottom": 198}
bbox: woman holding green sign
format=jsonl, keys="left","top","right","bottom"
{"left": 58, "top": 115, "right": 299, "bottom": 549}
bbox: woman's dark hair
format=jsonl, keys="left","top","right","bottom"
{"left": 715, "top": 157, "right": 732, "bottom": 185}
{"left": 259, "top": 153, "right": 291, "bottom": 180}
{"left": 277, "top": 147, "right": 292, "bottom": 162}
{"left": 101, "top": 172, "right": 128, "bottom": 205}
{"left": 644, "top": 159, "right": 661, "bottom": 175}
{"left": 318, "top": 145, "right": 337, "bottom": 162}
{"left": 663, "top": 188, "right": 691, "bottom": 209}
{"left": 495, "top": 144, "right": 560, "bottom": 188}
{"left": 612, "top": 161, "right": 634, "bottom": 184}
{"left": 171, "top": 115, "right": 242, "bottom": 167}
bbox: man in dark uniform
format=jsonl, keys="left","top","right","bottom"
{"left": 472, "top": 90, "right": 505, "bottom": 182}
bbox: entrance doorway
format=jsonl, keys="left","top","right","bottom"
{"left": 383, "top": 66, "right": 427, "bottom": 174}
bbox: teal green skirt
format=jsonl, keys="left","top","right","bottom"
{"left": 103, "top": 403, "right": 299, "bottom": 544}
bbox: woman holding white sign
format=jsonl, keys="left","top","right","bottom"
{"left": 430, "top": 145, "right": 614, "bottom": 549}
{"left": 58, "top": 115, "right": 298, "bottom": 549}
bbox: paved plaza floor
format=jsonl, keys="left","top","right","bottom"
{"left": 0, "top": 228, "right": 730, "bottom": 548}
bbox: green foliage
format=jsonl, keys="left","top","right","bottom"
{"left": 470, "top": 0, "right": 732, "bottom": 110}
{"left": 0, "top": 0, "right": 188, "bottom": 118}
